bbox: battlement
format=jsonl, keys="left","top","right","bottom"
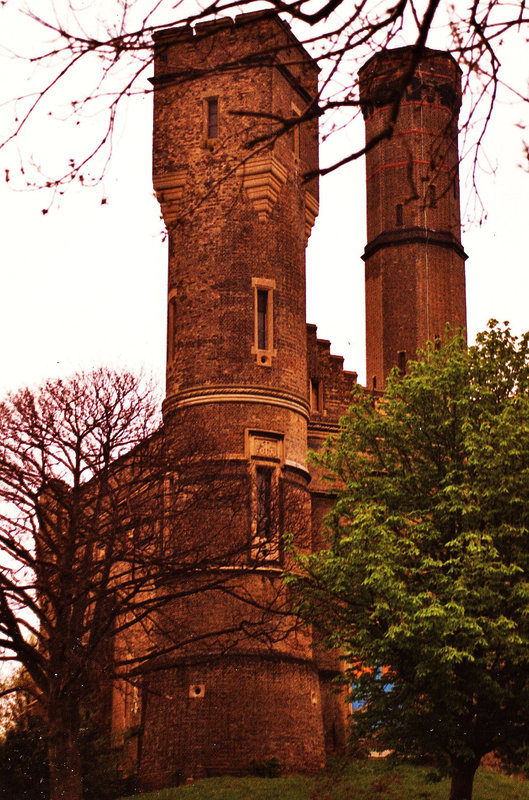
{"left": 152, "top": 11, "right": 319, "bottom": 95}
{"left": 306, "top": 323, "right": 357, "bottom": 433}
{"left": 154, "top": 11, "right": 319, "bottom": 71}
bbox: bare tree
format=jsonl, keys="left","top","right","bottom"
{"left": 0, "top": 368, "right": 300, "bottom": 800}
{"left": 0, "top": 0, "right": 528, "bottom": 207}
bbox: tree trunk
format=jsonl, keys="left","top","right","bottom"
{"left": 449, "top": 757, "right": 479, "bottom": 800}
{"left": 48, "top": 699, "right": 83, "bottom": 800}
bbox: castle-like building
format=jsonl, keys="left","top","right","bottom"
{"left": 112, "top": 11, "right": 467, "bottom": 789}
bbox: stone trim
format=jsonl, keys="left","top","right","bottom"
{"left": 362, "top": 226, "right": 468, "bottom": 261}
{"left": 283, "top": 460, "right": 311, "bottom": 481}
{"left": 163, "top": 385, "right": 310, "bottom": 419}
{"left": 308, "top": 421, "right": 341, "bottom": 438}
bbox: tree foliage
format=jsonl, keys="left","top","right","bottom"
{"left": 289, "top": 324, "right": 529, "bottom": 800}
{"left": 0, "top": 673, "right": 131, "bottom": 800}
{"left": 0, "top": 708, "right": 48, "bottom": 800}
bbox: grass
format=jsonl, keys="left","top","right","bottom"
{"left": 120, "top": 759, "right": 529, "bottom": 800}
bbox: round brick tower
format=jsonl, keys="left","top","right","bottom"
{"left": 359, "top": 48, "right": 467, "bottom": 390}
{"left": 136, "top": 12, "right": 325, "bottom": 787}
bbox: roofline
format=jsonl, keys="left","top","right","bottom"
{"left": 359, "top": 45, "right": 461, "bottom": 77}
{"left": 152, "top": 10, "right": 319, "bottom": 74}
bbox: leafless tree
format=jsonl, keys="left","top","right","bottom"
{"left": 0, "top": 368, "right": 301, "bottom": 800}
{"left": 0, "top": 0, "right": 528, "bottom": 210}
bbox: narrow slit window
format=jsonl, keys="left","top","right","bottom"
{"left": 310, "top": 379, "right": 322, "bottom": 412}
{"left": 168, "top": 297, "right": 177, "bottom": 362}
{"left": 291, "top": 104, "right": 301, "bottom": 157}
{"left": 397, "top": 350, "right": 406, "bottom": 376}
{"left": 429, "top": 184, "right": 437, "bottom": 208}
{"left": 372, "top": 375, "right": 377, "bottom": 390}
{"left": 207, "top": 97, "right": 218, "bottom": 139}
{"left": 257, "top": 289, "right": 268, "bottom": 350}
{"left": 396, "top": 203, "right": 403, "bottom": 227}
{"left": 434, "top": 334, "right": 441, "bottom": 351}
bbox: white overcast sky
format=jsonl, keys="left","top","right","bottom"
{"left": 0, "top": 1, "right": 528, "bottom": 395}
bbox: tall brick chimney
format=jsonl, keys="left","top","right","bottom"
{"left": 359, "top": 48, "right": 467, "bottom": 390}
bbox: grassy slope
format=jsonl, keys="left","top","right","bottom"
{"left": 122, "top": 760, "right": 529, "bottom": 800}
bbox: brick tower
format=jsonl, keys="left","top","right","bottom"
{"left": 139, "top": 12, "right": 325, "bottom": 787}
{"left": 359, "top": 48, "right": 467, "bottom": 389}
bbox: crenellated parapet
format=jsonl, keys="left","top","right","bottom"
{"left": 305, "top": 323, "right": 358, "bottom": 445}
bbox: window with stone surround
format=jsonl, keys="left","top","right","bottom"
{"left": 256, "top": 466, "right": 272, "bottom": 539}
{"left": 247, "top": 430, "right": 283, "bottom": 563}
{"left": 252, "top": 277, "right": 276, "bottom": 366}
{"left": 252, "top": 465, "right": 279, "bottom": 562}
{"left": 257, "top": 290, "right": 268, "bottom": 350}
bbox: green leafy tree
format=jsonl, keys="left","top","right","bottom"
{"left": 289, "top": 323, "right": 529, "bottom": 800}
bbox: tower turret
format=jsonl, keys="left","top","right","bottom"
{"left": 135, "top": 12, "right": 325, "bottom": 787}
{"left": 359, "top": 48, "right": 467, "bottom": 389}
{"left": 153, "top": 11, "right": 319, "bottom": 433}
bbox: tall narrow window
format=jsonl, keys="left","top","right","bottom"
{"left": 397, "top": 350, "right": 406, "bottom": 376}
{"left": 372, "top": 375, "right": 377, "bottom": 390}
{"left": 310, "top": 378, "right": 322, "bottom": 412}
{"left": 248, "top": 431, "right": 282, "bottom": 563}
{"left": 257, "top": 289, "right": 268, "bottom": 351}
{"left": 256, "top": 467, "right": 272, "bottom": 543}
{"left": 434, "top": 334, "right": 441, "bottom": 351}
{"left": 252, "top": 278, "right": 276, "bottom": 366}
{"left": 206, "top": 97, "right": 218, "bottom": 139}
{"left": 396, "top": 203, "right": 403, "bottom": 227}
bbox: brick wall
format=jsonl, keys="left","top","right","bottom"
{"left": 139, "top": 654, "right": 325, "bottom": 788}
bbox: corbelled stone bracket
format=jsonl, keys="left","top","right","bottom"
{"left": 242, "top": 154, "right": 288, "bottom": 221}
{"left": 153, "top": 170, "right": 187, "bottom": 225}
{"left": 304, "top": 191, "right": 319, "bottom": 244}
